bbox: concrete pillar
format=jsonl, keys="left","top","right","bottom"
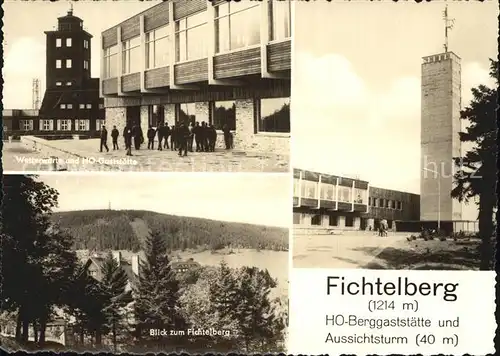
{"left": 140, "top": 106, "right": 149, "bottom": 137}
{"left": 302, "top": 213, "right": 311, "bottom": 226}
{"left": 354, "top": 217, "right": 361, "bottom": 230}
{"left": 321, "top": 215, "right": 329, "bottom": 227}
{"left": 233, "top": 98, "right": 254, "bottom": 150}
{"left": 367, "top": 218, "right": 374, "bottom": 230}
{"left": 117, "top": 27, "right": 124, "bottom": 95}
{"left": 106, "top": 107, "right": 126, "bottom": 140}
{"left": 139, "top": 15, "right": 147, "bottom": 92}
{"left": 338, "top": 216, "right": 346, "bottom": 228}
{"left": 164, "top": 104, "right": 175, "bottom": 126}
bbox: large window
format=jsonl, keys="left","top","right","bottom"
{"left": 122, "top": 37, "right": 141, "bottom": 74}
{"left": 176, "top": 103, "right": 196, "bottom": 125}
{"left": 175, "top": 12, "right": 207, "bottom": 62}
{"left": 104, "top": 45, "right": 118, "bottom": 78}
{"left": 66, "top": 38, "right": 72, "bottom": 47}
{"left": 41, "top": 119, "right": 53, "bottom": 131}
{"left": 56, "top": 38, "right": 62, "bottom": 47}
{"left": 215, "top": 2, "right": 260, "bottom": 53}
{"left": 58, "top": 119, "right": 71, "bottom": 131}
{"left": 66, "top": 59, "right": 72, "bottom": 68}
{"left": 271, "top": 0, "right": 291, "bottom": 41}
{"left": 338, "top": 186, "right": 352, "bottom": 203}
{"left": 21, "top": 120, "right": 33, "bottom": 131}
{"left": 56, "top": 60, "right": 62, "bottom": 69}
{"left": 354, "top": 188, "right": 368, "bottom": 204}
{"left": 146, "top": 26, "right": 169, "bottom": 69}
{"left": 329, "top": 215, "right": 338, "bottom": 227}
{"left": 149, "top": 105, "right": 165, "bottom": 127}
{"left": 256, "top": 97, "right": 290, "bottom": 133}
{"left": 300, "top": 180, "right": 317, "bottom": 199}
{"left": 212, "top": 101, "right": 236, "bottom": 131}
{"left": 84, "top": 39, "right": 89, "bottom": 49}
{"left": 293, "top": 213, "right": 300, "bottom": 225}
{"left": 96, "top": 119, "right": 105, "bottom": 131}
{"left": 76, "top": 119, "right": 90, "bottom": 131}
{"left": 293, "top": 178, "right": 301, "bottom": 197}
{"left": 320, "top": 183, "right": 336, "bottom": 201}
{"left": 345, "top": 216, "right": 354, "bottom": 227}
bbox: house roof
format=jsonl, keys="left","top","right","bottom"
{"left": 39, "top": 85, "right": 102, "bottom": 118}
{"left": 81, "top": 253, "right": 199, "bottom": 286}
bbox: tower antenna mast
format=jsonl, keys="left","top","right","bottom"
{"left": 443, "top": 5, "right": 455, "bottom": 53}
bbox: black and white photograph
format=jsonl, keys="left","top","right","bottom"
{"left": 0, "top": 173, "right": 289, "bottom": 353}
{"left": 2, "top": 0, "right": 291, "bottom": 172}
{"left": 291, "top": 2, "right": 497, "bottom": 271}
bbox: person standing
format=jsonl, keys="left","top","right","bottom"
{"left": 208, "top": 124, "right": 217, "bottom": 152}
{"left": 188, "top": 122, "right": 195, "bottom": 152}
{"left": 222, "top": 124, "right": 232, "bottom": 150}
{"left": 111, "top": 125, "right": 119, "bottom": 150}
{"left": 157, "top": 123, "right": 164, "bottom": 151}
{"left": 100, "top": 125, "right": 109, "bottom": 153}
{"left": 178, "top": 122, "right": 190, "bottom": 157}
{"left": 132, "top": 124, "right": 143, "bottom": 150}
{"left": 123, "top": 124, "right": 133, "bottom": 156}
{"left": 147, "top": 125, "right": 156, "bottom": 150}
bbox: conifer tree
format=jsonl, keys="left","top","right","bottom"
{"left": 100, "top": 252, "right": 133, "bottom": 351}
{"left": 451, "top": 59, "right": 498, "bottom": 270}
{"left": 133, "top": 231, "right": 185, "bottom": 343}
{"left": 233, "top": 267, "right": 282, "bottom": 352}
{"left": 208, "top": 260, "right": 240, "bottom": 325}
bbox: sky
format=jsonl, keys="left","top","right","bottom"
{"left": 36, "top": 173, "right": 291, "bottom": 228}
{"left": 2, "top": 0, "right": 154, "bottom": 109}
{"left": 292, "top": 1, "right": 498, "bottom": 194}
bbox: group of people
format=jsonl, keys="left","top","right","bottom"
{"left": 99, "top": 121, "right": 234, "bottom": 157}
{"left": 367, "top": 219, "right": 389, "bottom": 237}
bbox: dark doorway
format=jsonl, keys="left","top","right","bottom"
{"left": 360, "top": 218, "right": 367, "bottom": 230}
{"left": 311, "top": 214, "right": 321, "bottom": 226}
{"left": 126, "top": 106, "right": 141, "bottom": 126}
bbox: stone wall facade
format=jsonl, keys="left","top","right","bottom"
{"left": 104, "top": 98, "right": 290, "bottom": 156}
{"left": 105, "top": 107, "right": 127, "bottom": 139}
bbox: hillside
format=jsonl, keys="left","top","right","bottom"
{"left": 51, "top": 210, "right": 288, "bottom": 252}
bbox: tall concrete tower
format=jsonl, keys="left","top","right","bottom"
{"left": 420, "top": 7, "right": 463, "bottom": 223}
{"left": 420, "top": 6, "right": 463, "bottom": 223}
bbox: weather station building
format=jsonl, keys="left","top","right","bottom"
{"left": 100, "top": 0, "right": 291, "bottom": 154}
{"left": 292, "top": 169, "right": 420, "bottom": 233}
{"left": 2, "top": 8, "right": 104, "bottom": 139}
{"left": 38, "top": 7, "right": 105, "bottom": 138}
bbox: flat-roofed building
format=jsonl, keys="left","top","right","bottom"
{"left": 100, "top": 0, "right": 291, "bottom": 155}
{"left": 293, "top": 168, "right": 420, "bottom": 232}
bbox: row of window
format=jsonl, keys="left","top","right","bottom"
{"left": 56, "top": 81, "right": 73, "bottom": 86}
{"left": 293, "top": 179, "right": 369, "bottom": 205}
{"left": 369, "top": 197, "right": 403, "bottom": 210}
{"left": 19, "top": 119, "right": 101, "bottom": 131}
{"left": 55, "top": 38, "right": 89, "bottom": 49}
{"left": 60, "top": 104, "right": 93, "bottom": 110}
{"left": 144, "top": 97, "right": 290, "bottom": 134}
{"left": 55, "top": 59, "right": 89, "bottom": 70}
{"left": 38, "top": 119, "right": 104, "bottom": 131}
{"left": 104, "top": 0, "right": 291, "bottom": 77}
{"left": 293, "top": 213, "right": 357, "bottom": 228}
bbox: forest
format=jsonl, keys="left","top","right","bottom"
{"left": 51, "top": 209, "right": 289, "bottom": 252}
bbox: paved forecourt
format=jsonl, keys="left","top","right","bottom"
{"left": 2, "top": 139, "right": 289, "bottom": 172}
{"left": 293, "top": 231, "right": 409, "bottom": 269}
